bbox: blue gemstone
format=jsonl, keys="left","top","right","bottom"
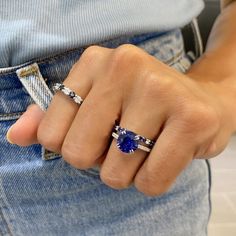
{"left": 69, "top": 91, "right": 75, "bottom": 97}
{"left": 117, "top": 131, "right": 138, "bottom": 154}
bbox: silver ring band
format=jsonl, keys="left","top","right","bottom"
{"left": 53, "top": 83, "right": 83, "bottom": 105}
{"left": 114, "top": 125, "right": 155, "bottom": 147}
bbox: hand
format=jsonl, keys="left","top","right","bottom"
{"left": 7, "top": 44, "right": 234, "bottom": 196}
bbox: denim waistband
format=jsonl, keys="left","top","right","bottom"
{"left": 0, "top": 29, "right": 188, "bottom": 116}
{"left": 0, "top": 31, "right": 169, "bottom": 88}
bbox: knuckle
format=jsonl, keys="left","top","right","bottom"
{"left": 111, "top": 44, "right": 144, "bottom": 71}
{"left": 83, "top": 45, "right": 103, "bottom": 58}
{"left": 180, "top": 103, "right": 219, "bottom": 132}
{"left": 139, "top": 71, "right": 170, "bottom": 99}
{"left": 140, "top": 72, "right": 159, "bottom": 96}
{"left": 138, "top": 72, "right": 177, "bottom": 104}
{"left": 80, "top": 45, "right": 104, "bottom": 66}
{"left": 100, "top": 169, "right": 130, "bottom": 189}
{"left": 157, "top": 76, "right": 177, "bottom": 94}
{"left": 203, "top": 106, "right": 220, "bottom": 128}
{"left": 61, "top": 143, "right": 93, "bottom": 169}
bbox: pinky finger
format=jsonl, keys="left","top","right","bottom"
{"left": 134, "top": 123, "right": 195, "bottom": 196}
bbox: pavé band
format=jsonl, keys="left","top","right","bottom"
{"left": 53, "top": 83, "right": 83, "bottom": 105}
{"left": 112, "top": 125, "right": 155, "bottom": 154}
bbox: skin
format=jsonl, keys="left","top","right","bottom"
{"left": 6, "top": 1, "right": 236, "bottom": 196}
{"left": 222, "top": 0, "right": 235, "bottom": 7}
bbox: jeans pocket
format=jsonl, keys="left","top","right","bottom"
{"left": 0, "top": 112, "right": 100, "bottom": 182}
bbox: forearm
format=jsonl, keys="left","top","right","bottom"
{"left": 189, "top": 1, "right": 236, "bottom": 79}
{"left": 187, "top": 1, "right": 236, "bottom": 131}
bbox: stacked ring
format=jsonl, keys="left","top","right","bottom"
{"left": 53, "top": 83, "right": 83, "bottom": 105}
{"left": 112, "top": 125, "right": 155, "bottom": 154}
{"left": 52, "top": 84, "right": 155, "bottom": 154}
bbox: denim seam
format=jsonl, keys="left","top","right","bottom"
{"left": 0, "top": 182, "right": 15, "bottom": 236}
{"left": 0, "top": 47, "right": 170, "bottom": 77}
{"left": 205, "top": 160, "right": 212, "bottom": 236}
{"left": 1, "top": 47, "right": 179, "bottom": 77}
{"left": 0, "top": 31, "right": 178, "bottom": 76}
{"left": 19, "top": 32, "right": 139, "bottom": 67}
{"left": 43, "top": 151, "right": 61, "bottom": 161}
{"left": 0, "top": 209, "right": 12, "bottom": 236}
{"left": 0, "top": 113, "right": 23, "bottom": 121}
{"left": 166, "top": 48, "right": 184, "bottom": 66}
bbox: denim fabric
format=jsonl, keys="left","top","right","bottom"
{"left": 0, "top": 29, "right": 210, "bottom": 236}
{"left": 16, "top": 63, "right": 54, "bottom": 112}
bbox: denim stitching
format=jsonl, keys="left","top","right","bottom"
{"left": 0, "top": 30, "right": 177, "bottom": 76}
{"left": 0, "top": 113, "right": 22, "bottom": 121}
{"left": 16, "top": 64, "right": 53, "bottom": 111}
{"left": 44, "top": 154, "right": 61, "bottom": 160}
{"left": 165, "top": 48, "right": 184, "bottom": 66}
{"left": 0, "top": 209, "right": 13, "bottom": 236}
{"left": 42, "top": 148, "right": 61, "bottom": 161}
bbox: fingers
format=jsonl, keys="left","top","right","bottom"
{"left": 61, "top": 83, "right": 122, "bottom": 169}
{"left": 37, "top": 75, "right": 92, "bottom": 153}
{"left": 7, "top": 104, "right": 44, "bottom": 146}
{"left": 134, "top": 123, "right": 194, "bottom": 196}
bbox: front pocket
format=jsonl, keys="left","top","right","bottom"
{"left": 0, "top": 115, "right": 100, "bottom": 180}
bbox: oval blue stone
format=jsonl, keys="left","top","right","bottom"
{"left": 117, "top": 131, "right": 138, "bottom": 153}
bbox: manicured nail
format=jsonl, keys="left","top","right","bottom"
{"left": 6, "top": 126, "right": 15, "bottom": 144}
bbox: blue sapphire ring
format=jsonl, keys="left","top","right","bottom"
{"left": 112, "top": 125, "right": 155, "bottom": 154}
{"left": 53, "top": 83, "right": 83, "bottom": 105}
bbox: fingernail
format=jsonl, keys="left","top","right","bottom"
{"left": 6, "top": 126, "right": 15, "bottom": 144}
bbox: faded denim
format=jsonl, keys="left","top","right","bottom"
{"left": 0, "top": 29, "right": 211, "bottom": 236}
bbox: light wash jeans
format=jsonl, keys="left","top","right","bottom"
{"left": 0, "top": 29, "right": 211, "bottom": 236}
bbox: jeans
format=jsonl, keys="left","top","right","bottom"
{"left": 0, "top": 29, "right": 211, "bottom": 236}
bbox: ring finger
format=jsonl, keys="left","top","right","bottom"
{"left": 100, "top": 98, "right": 167, "bottom": 189}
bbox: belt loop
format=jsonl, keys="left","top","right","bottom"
{"left": 190, "top": 18, "right": 204, "bottom": 58}
{"left": 16, "top": 63, "right": 61, "bottom": 161}
{"left": 16, "top": 63, "right": 53, "bottom": 111}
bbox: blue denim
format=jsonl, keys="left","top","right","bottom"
{"left": 0, "top": 29, "right": 210, "bottom": 236}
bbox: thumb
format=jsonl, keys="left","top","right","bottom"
{"left": 6, "top": 104, "right": 44, "bottom": 146}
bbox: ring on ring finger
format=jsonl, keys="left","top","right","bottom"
{"left": 112, "top": 124, "right": 155, "bottom": 154}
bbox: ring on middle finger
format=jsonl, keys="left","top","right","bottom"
{"left": 53, "top": 83, "right": 84, "bottom": 105}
